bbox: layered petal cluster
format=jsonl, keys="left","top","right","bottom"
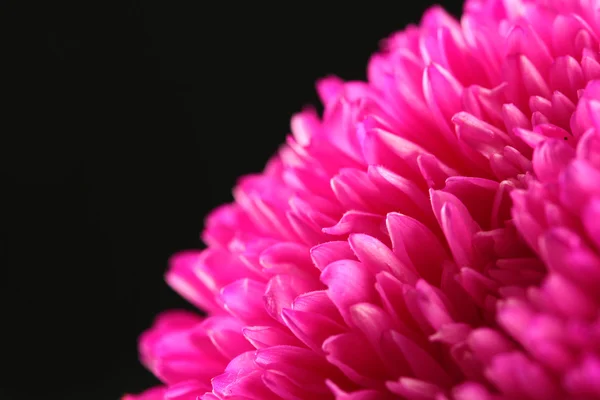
{"left": 126, "top": 0, "right": 600, "bottom": 399}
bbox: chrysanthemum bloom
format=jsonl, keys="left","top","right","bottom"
{"left": 125, "top": 0, "right": 600, "bottom": 399}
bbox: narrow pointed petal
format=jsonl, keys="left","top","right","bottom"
{"left": 321, "top": 260, "right": 380, "bottom": 325}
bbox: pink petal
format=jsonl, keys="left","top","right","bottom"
{"left": 220, "top": 279, "right": 272, "bottom": 325}
{"left": 292, "top": 290, "right": 344, "bottom": 323}
{"left": 326, "top": 380, "right": 393, "bottom": 400}
{"left": 375, "top": 271, "right": 424, "bottom": 337}
{"left": 242, "top": 326, "right": 303, "bottom": 349}
{"left": 386, "top": 377, "right": 444, "bottom": 400}
{"left": 558, "top": 159, "right": 600, "bottom": 213}
{"left": 361, "top": 127, "right": 428, "bottom": 184}
{"left": 451, "top": 382, "right": 496, "bottom": 400}
{"left": 564, "top": 356, "right": 600, "bottom": 397}
{"left": 539, "top": 227, "right": 600, "bottom": 290}
{"left": 254, "top": 345, "right": 335, "bottom": 391}
{"left": 164, "top": 380, "right": 209, "bottom": 400}
{"left": 199, "top": 316, "right": 254, "bottom": 359}
{"left": 417, "top": 153, "right": 458, "bottom": 190}
{"left": 453, "top": 112, "right": 512, "bottom": 161}
{"left": 323, "top": 333, "right": 389, "bottom": 388}
{"left": 211, "top": 352, "right": 275, "bottom": 400}
{"left": 282, "top": 306, "right": 346, "bottom": 354}
{"left": 442, "top": 176, "right": 499, "bottom": 230}
{"left": 321, "top": 260, "right": 380, "bottom": 325}
{"left": 430, "top": 189, "right": 481, "bottom": 269}
{"left": 322, "top": 211, "right": 388, "bottom": 244}
{"left": 532, "top": 138, "right": 575, "bottom": 184}
{"left": 577, "top": 127, "right": 600, "bottom": 169}
{"left": 386, "top": 212, "right": 447, "bottom": 285}
{"left": 310, "top": 241, "right": 356, "bottom": 271}
{"left": 262, "top": 370, "right": 327, "bottom": 400}
{"left": 165, "top": 251, "right": 221, "bottom": 314}
{"left": 583, "top": 197, "right": 600, "bottom": 250}
{"left": 485, "top": 352, "right": 561, "bottom": 400}
{"left": 349, "top": 233, "right": 418, "bottom": 284}
{"left": 467, "top": 328, "right": 514, "bottom": 364}
{"left": 549, "top": 55, "right": 584, "bottom": 101}
{"left": 385, "top": 330, "right": 454, "bottom": 388}
{"left": 316, "top": 76, "right": 344, "bottom": 105}
{"left": 429, "top": 323, "right": 472, "bottom": 346}
{"left": 259, "top": 242, "right": 317, "bottom": 278}
{"left": 264, "top": 274, "right": 321, "bottom": 323}
{"left": 423, "top": 63, "right": 464, "bottom": 139}
{"left": 290, "top": 108, "right": 320, "bottom": 147}
{"left": 367, "top": 165, "right": 435, "bottom": 225}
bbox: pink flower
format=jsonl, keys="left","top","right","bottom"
{"left": 125, "top": 0, "right": 600, "bottom": 399}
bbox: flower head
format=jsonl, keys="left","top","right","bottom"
{"left": 127, "top": 0, "right": 600, "bottom": 399}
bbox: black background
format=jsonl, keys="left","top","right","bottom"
{"left": 1, "top": 1, "right": 462, "bottom": 398}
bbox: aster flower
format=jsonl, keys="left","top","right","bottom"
{"left": 126, "top": 0, "right": 600, "bottom": 399}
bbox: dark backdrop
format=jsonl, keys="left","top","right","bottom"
{"left": 1, "top": 1, "right": 462, "bottom": 398}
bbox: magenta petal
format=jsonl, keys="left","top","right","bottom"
{"left": 164, "top": 380, "right": 209, "bottom": 400}
{"left": 349, "top": 233, "right": 418, "bottom": 284}
{"left": 327, "top": 380, "right": 393, "bottom": 400}
{"left": 453, "top": 112, "right": 512, "bottom": 160}
{"left": 564, "top": 355, "right": 600, "bottom": 397}
{"left": 375, "top": 271, "right": 424, "bottom": 336}
{"left": 323, "top": 333, "right": 390, "bottom": 388}
{"left": 316, "top": 76, "right": 344, "bottom": 105}
{"left": 131, "top": 2, "right": 600, "bottom": 399}
{"left": 310, "top": 241, "right": 356, "bottom": 271}
{"left": 262, "top": 370, "right": 326, "bottom": 399}
{"left": 442, "top": 176, "right": 499, "bottom": 230}
{"left": 423, "top": 63, "right": 464, "bottom": 135}
{"left": 259, "top": 242, "right": 316, "bottom": 278}
{"left": 387, "top": 330, "right": 454, "bottom": 388}
{"left": 367, "top": 165, "right": 435, "bottom": 224}
{"left": 361, "top": 127, "right": 427, "bottom": 184}
{"left": 348, "top": 303, "right": 394, "bottom": 358}
{"left": 583, "top": 197, "right": 600, "bottom": 250}
{"left": 430, "top": 323, "right": 471, "bottom": 346}
{"left": 282, "top": 307, "right": 346, "bottom": 354}
{"left": 321, "top": 260, "right": 380, "bottom": 325}
{"left": 539, "top": 227, "right": 600, "bottom": 290}
{"left": 386, "top": 377, "right": 444, "bottom": 400}
{"left": 199, "top": 393, "right": 219, "bottom": 400}
{"left": 415, "top": 280, "right": 455, "bottom": 331}
{"left": 220, "top": 279, "right": 271, "bottom": 325}
{"left": 577, "top": 126, "right": 600, "bottom": 168}
{"left": 541, "top": 273, "right": 597, "bottom": 319}
{"left": 292, "top": 290, "right": 344, "bottom": 323}
{"left": 254, "top": 345, "right": 333, "bottom": 391}
{"left": 485, "top": 352, "right": 561, "bottom": 400}
{"left": 451, "top": 382, "right": 496, "bottom": 400}
{"left": 417, "top": 153, "right": 458, "bottom": 189}
{"left": 322, "top": 210, "right": 388, "bottom": 244}
{"left": 242, "top": 326, "right": 303, "bottom": 349}
{"left": 467, "top": 328, "right": 514, "bottom": 365}
{"left": 199, "top": 316, "right": 254, "bottom": 359}
{"left": 263, "top": 274, "right": 320, "bottom": 323}
{"left": 210, "top": 351, "right": 274, "bottom": 400}
{"left": 502, "top": 102, "right": 531, "bottom": 135}
{"left": 456, "top": 268, "right": 498, "bottom": 309}
{"left": 430, "top": 189, "right": 481, "bottom": 269}
{"left": 165, "top": 251, "right": 221, "bottom": 314}
{"left": 290, "top": 108, "right": 320, "bottom": 147}
{"left": 386, "top": 212, "right": 447, "bottom": 285}
{"left": 532, "top": 138, "right": 575, "bottom": 184}
{"left": 559, "top": 159, "right": 600, "bottom": 213}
